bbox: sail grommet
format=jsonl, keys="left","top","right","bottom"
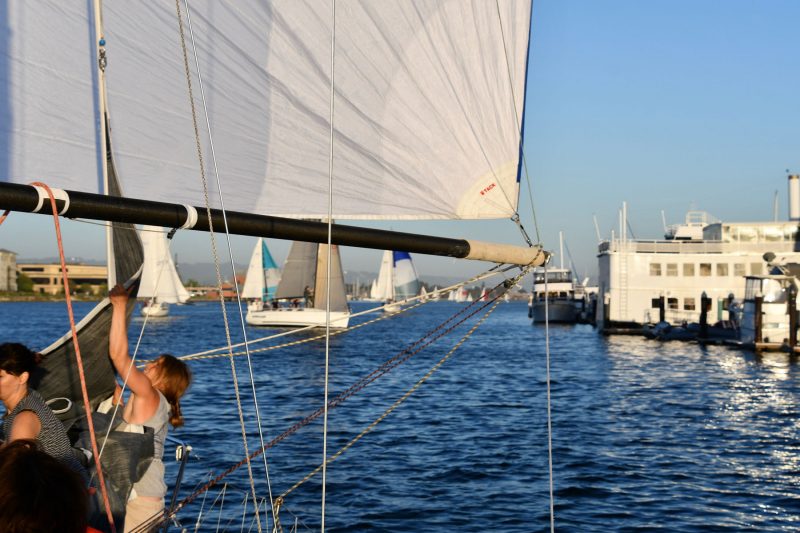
{"left": 31, "top": 185, "right": 70, "bottom": 215}
{"left": 181, "top": 204, "right": 198, "bottom": 229}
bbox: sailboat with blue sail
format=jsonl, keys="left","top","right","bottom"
{"left": 373, "top": 250, "right": 421, "bottom": 312}
{"left": 241, "top": 238, "right": 281, "bottom": 314}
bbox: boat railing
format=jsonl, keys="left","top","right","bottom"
{"left": 600, "top": 238, "right": 799, "bottom": 255}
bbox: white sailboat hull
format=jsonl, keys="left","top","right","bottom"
{"left": 383, "top": 302, "right": 402, "bottom": 313}
{"left": 246, "top": 308, "right": 350, "bottom": 329}
{"left": 141, "top": 301, "right": 169, "bottom": 317}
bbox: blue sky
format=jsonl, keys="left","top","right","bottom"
{"left": 2, "top": 1, "right": 800, "bottom": 284}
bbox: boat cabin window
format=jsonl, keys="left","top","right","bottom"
{"left": 716, "top": 263, "right": 728, "bottom": 276}
{"left": 683, "top": 264, "right": 695, "bottom": 276}
{"left": 666, "top": 263, "right": 678, "bottom": 276}
{"left": 667, "top": 297, "right": 678, "bottom": 310}
{"left": 533, "top": 271, "right": 572, "bottom": 284}
{"left": 750, "top": 263, "right": 763, "bottom": 275}
{"left": 649, "top": 263, "right": 662, "bottom": 276}
{"left": 699, "top": 263, "right": 711, "bottom": 276}
{"left": 734, "top": 263, "right": 745, "bottom": 276}
{"left": 684, "top": 297, "right": 696, "bottom": 310}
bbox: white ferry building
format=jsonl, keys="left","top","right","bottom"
{"left": 596, "top": 176, "right": 800, "bottom": 331}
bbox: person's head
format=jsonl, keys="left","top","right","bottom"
{"left": 144, "top": 354, "right": 192, "bottom": 428}
{"left": 0, "top": 343, "right": 39, "bottom": 407}
{"left": 0, "top": 439, "right": 88, "bottom": 533}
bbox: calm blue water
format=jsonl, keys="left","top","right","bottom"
{"left": 1, "top": 300, "right": 799, "bottom": 532}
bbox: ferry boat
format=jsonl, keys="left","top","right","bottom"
{"left": 597, "top": 175, "right": 800, "bottom": 332}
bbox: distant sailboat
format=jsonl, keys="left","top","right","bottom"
{"left": 246, "top": 241, "right": 350, "bottom": 328}
{"left": 373, "top": 250, "right": 420, "bottom": 312}
{"left": 138, "top": 225, "right": 191, "bottom": 317}
{"left": 242, "top": 238, "right": 281, "bottom": 313}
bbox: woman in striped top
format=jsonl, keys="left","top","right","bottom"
{"left": 0, "top": 342, "right": 87, "bottom": 480}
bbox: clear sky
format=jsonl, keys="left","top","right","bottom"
{"left": 2, "top": 1, "right": 799, "bottom": 284}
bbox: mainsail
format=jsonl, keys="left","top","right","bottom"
{"left": 2, "top": 2, "right": 530, "bottom": 222}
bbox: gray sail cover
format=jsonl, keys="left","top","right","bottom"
{"left": 30, "top": 144, "right": 143, "bottom": 408}
{"left": 0, "top": 1, "right": 531, "bottom": 221}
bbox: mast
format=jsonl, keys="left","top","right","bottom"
{"left": 92, "top": 0, "right": 116, "bottom": 287}
{"left": 0, "top": 183, "right": 547, "bottom": 267}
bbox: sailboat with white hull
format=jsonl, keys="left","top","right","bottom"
{"left": 246, "top": 241, "right": 350, "bottom": 328}
{"left": 0, "top": 1, "right": 547, "bottom": 529}
{"left": 241, "top": 238, "right": 281, "bottom": 313}
{"left": 138, "top": 225, "right": 191, "bottom": 317}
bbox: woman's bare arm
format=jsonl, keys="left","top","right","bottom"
{"left": 109, "top": 285, "right": 157, "bottom": 404}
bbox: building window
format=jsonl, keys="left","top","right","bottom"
{"left": 716, "top": 263, "right": 729, "bottom": 276}
{"left": 734, "top": 263, "right": 745, "bottom": 276}
{"left": 683, "top": 264, "right": 695, "bottom": 276}
{"left": 667, "top": 297, "right": 678, "bottom": 310}
{"left": 750, "top": 263, "right": 763, "bottom": 275}
{"left": 650, "top": 263, "right": 662, "bottom": 276}
{"left": 651, "top": 298, "right": 661, "bottom": 308}
{"left": 699, "top": 263, "right": 712, "bottom": 276}
{"left": 684, "top": 297, "right": 696, "bottom": 310}
{"left": 666, "top": 263, "right": 678, "bottom": 276}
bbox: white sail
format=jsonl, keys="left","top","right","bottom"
{"left": 368, "top": 279, "right": 379, "bottom": 300}
{"left": 138, "top": 226, "right": 190, "bottom": 304}
{"left": 3, "top": 2, "right": 531, "bottom": 222}
{"left": 374, "top": 251, "right": 395, "bottom": 301}
{"left": 242, "top": 238, "right": 281, "bottom": 301}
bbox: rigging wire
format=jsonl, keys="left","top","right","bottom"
{"left": 498, "top": 3, "right": 554, "bottom": 528}
{"left": 321, "top": 1, "right": 337, "bottom": 530}
{"left": 168, "top": 269, "right": 513, "bottom": 361}
{"left": 144, "top": 271, "right": 528, "bottom": 530}
{"left": 543, "top": 261, "right": 555, "bottom": 533}
{"left": 175, "top": 0, "right": 275, "bottom": 529}
{"left": 495, "top": 0, "right": 542, "bottom": 244}
{"left": 277, "top": 283, "right": 513, "bottom": 503}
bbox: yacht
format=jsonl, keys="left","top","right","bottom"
{"left": 530, "top": 267, "right": 579, "bottom": 323}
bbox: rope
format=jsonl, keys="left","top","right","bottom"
{"left": 175, "top": 1, "right": 271, "bottom": 529}
{"left": 145, "top": 268, "right": 531, "bottom": 529}
{"left": 28, "top": 182, "right": 117, "bottom": 533}
{"left": 278, "top": 291, "right": 507, "bottom": 502}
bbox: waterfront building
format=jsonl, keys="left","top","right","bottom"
{"left": 17, "top": 263, "right": 107, "bottom": 295}
{"left": 597, "top": 176, "right": 800, "bottom": 331}
{"left": 0, "top": 249, "right": 17, "bottom": 291}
